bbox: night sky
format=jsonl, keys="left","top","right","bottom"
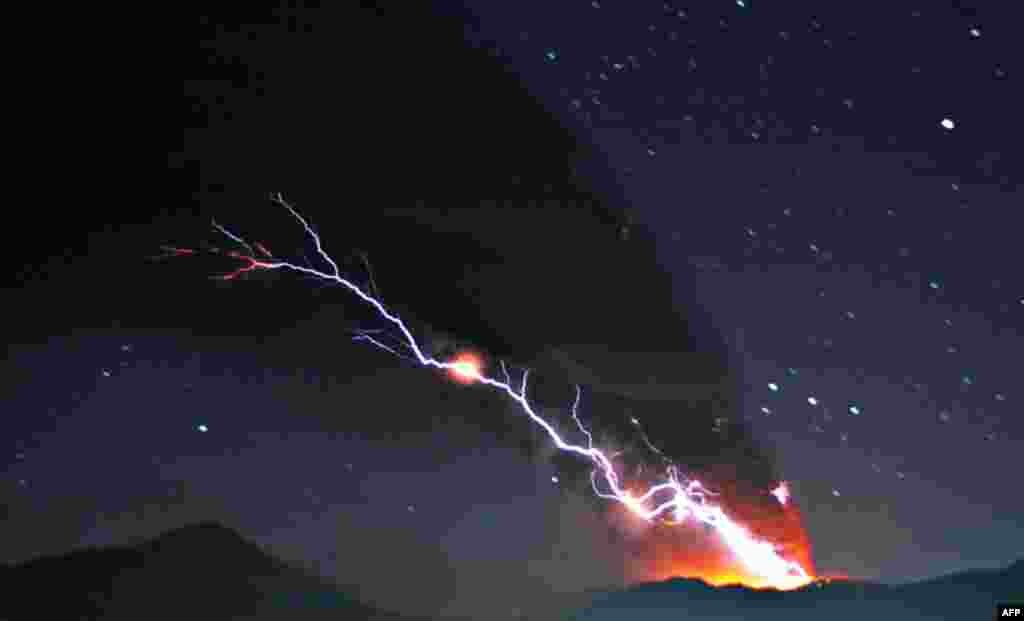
{"left": 4, "top": 2, "right": 1022, "bottom": 620}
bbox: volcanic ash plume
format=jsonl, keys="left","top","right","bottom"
{"left": 537, "top": 346, "right": 817, "bottom": 589}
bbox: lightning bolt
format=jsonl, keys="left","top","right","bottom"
{"left": 168, "top": 193, "right": 813, "bottom": 589}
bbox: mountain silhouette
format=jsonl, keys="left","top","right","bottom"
{"left": 569, "top": 559, "right": 1023, "bottom": 621}
{"left": 1, "top": 521, "right": 431, "bottom": 621}
{"left": 4, "top": 521, "right": 1019, "bottom": 620}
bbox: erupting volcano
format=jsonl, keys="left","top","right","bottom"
{"left": 166, "top": 194, "right": 822, "bottom": 594}
{"left": 612, "top": 472, "right": 817, "bottom": 590}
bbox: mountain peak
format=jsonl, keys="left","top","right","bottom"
{"left": 4, "top": 522, "right": 424, "bottom": 620}
{"left": 136, "top": 520, "right": 285, "bottom": 573}
{"left": 148, "top": 520, "right": 247, "bottom": 546}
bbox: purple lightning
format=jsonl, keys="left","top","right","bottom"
{"left": 173, "top": 193, "right": 813, "bottom": 589}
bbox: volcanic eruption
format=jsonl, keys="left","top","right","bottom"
{"left": 173, "top": 0, "right": 824, "bottom": 594}
{"left": 536, "top": 348, "right": 819, "bottom": 590}
{"left": 625, "top": 476, "right": 817, "bottom": 590}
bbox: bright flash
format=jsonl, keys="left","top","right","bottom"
{"left": 770, "top": 481, "right": 790, "bottom": 506}
{"left": 448, "top": 351, "right": 483, "bottom": 384}
{"left": 166, "top": 193, "right": 816, "bottom": 590}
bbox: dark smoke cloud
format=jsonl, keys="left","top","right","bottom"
{"left": 186, "top": 0, "right": 781, "bottom": 501}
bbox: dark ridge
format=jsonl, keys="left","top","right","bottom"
{"left": 7, "top": 520, "right": 1018, "bottom": 621}
{"left": 571, "top": 559, "right": 1024, "bottom": 621}
{"left": 2, "top": 521, "right": 426, "bottom": 621}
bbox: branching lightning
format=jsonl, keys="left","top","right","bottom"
{"left": 166, "top": 193, "right": 813, "bottom": 589}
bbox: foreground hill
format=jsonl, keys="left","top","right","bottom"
{"left": 5, "top": 520, "right": 1019, "bottom": 620}
{"left": 1, "top": 522, "right": 431, "bottom": 621}
{"left": 569, "top": 559, "right": 1023, "bottom": 621}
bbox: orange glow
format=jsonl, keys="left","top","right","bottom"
{"left": 622, "top": 472, "right": 818, "bottom": 591}
{"left": 447, "top": 351, "right": 484, "bottom": 384}
{"left": 647, "top": 556, "right": 814, "bottom": 591}
{"left": 814, "top": 571, "right": 852, "bottom": 584}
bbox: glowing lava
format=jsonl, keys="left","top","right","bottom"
{"left": 634, "top": 477, "right": 816, "bottom": 590}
